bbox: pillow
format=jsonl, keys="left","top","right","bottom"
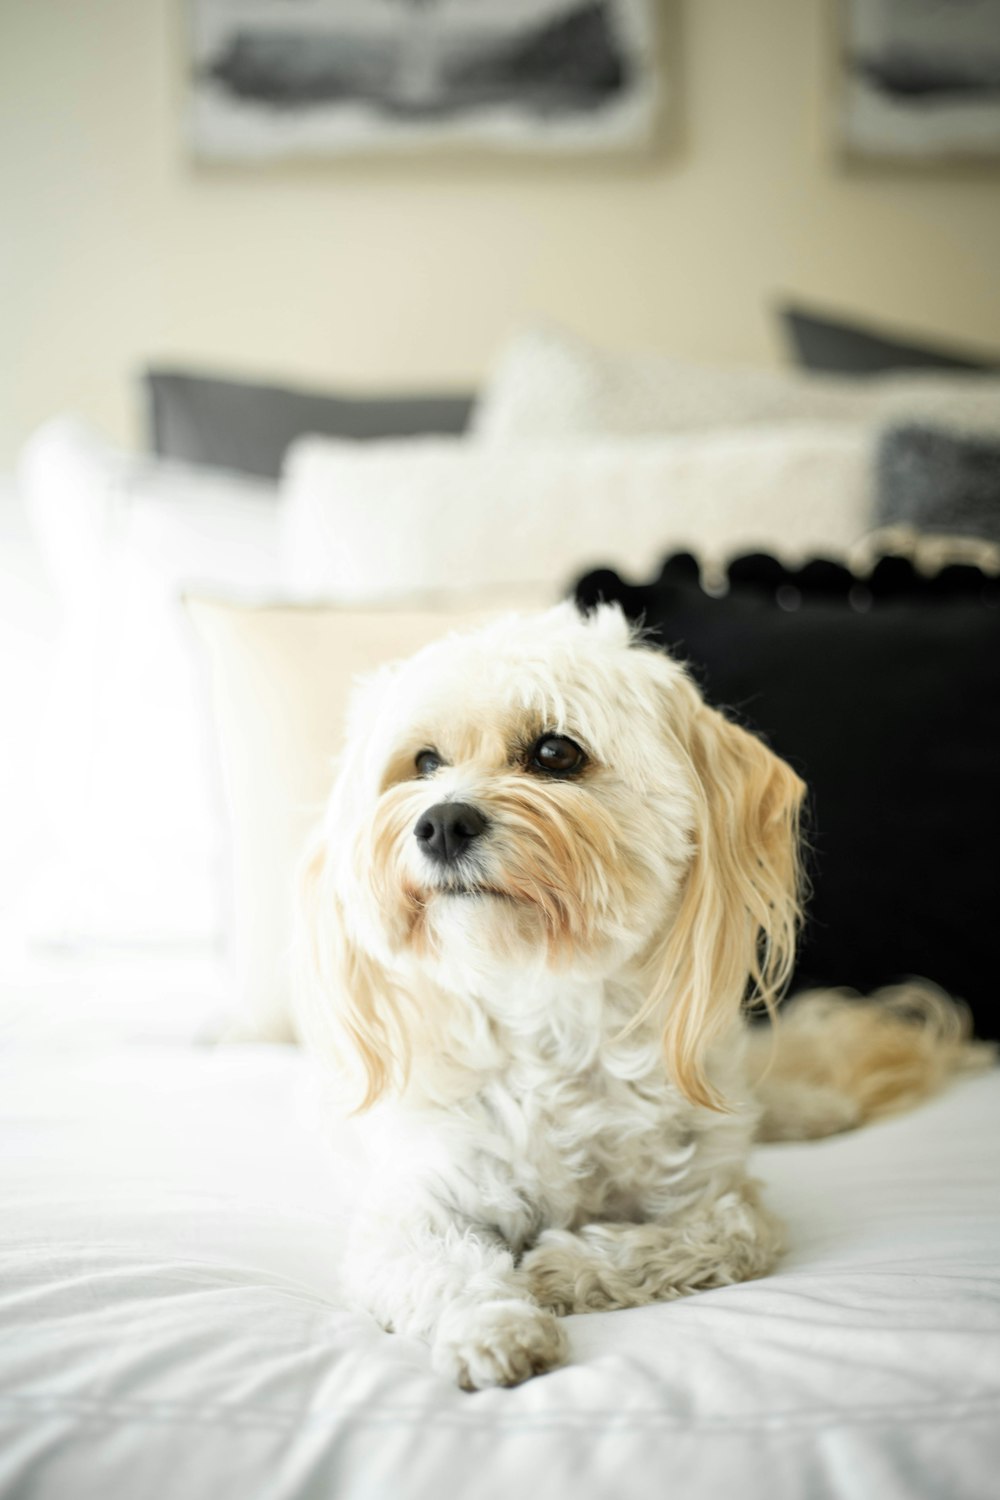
{"left": 574, "top": 546, "right": 1000, "bottom": 1037}
{"left": 473, "top": 325, "right": 1000, "bottom": 444}
{"left": 875, "top": 424, "right": 1000, "bottom": 544}
{"left": 780, "top": 304, "right": 997, "bottom": 375}
{"left": 280, "top": 428, "right": 875, "bottom": 601}
{"left": 0, "top": 479, "right": 60, "bottom": 929}
{"left": 186, "top": 600, "right": 513, "bottom": 1040}
{"left": 145, "top": 368, "right": 474, "bottom": 480}
{"left": 18, "top": 417, "right": 280, "bottom": 950}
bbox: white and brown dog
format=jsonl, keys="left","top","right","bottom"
{"left": 295, "top": 603, "right": 978, "bottom": 1390}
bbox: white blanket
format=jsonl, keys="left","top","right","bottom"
{"left": 2, "top": 1044, "right": 998, "bottom": 1500}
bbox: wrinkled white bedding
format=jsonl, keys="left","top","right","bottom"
{"left": 2, "top": 1043, "right": 998, "bottom": 1500}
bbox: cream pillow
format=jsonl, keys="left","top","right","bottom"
{"left": 187, "top": 600, "right": 523, "bottom": 1041}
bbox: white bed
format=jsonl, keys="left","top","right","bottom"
{"left": 4, "top": 412, "right": 999, "bottom": 1500}
{"left": 2, "top": 1029, "right": 998, "bottom": 1500}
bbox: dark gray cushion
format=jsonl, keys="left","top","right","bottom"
{"left": 780, "top": 304, "right": 996, "bottom": 375}
{"left": 144, "top": 369, "right": 475, "bottom": 480}
{"left": 574, "top": 551, "right": 1000, "bottom": 1037}
{"left": 876, "top": 424, "right": 1000, "bottom": 544}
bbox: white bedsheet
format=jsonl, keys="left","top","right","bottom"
{"left": 1, "top": 1044, "right": 998, "bottom": 1500}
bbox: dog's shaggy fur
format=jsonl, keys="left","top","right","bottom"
{"left": 295, "top": 603, "right": 983, "bottom": 1390}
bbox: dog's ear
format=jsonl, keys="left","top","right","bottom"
{"left": 293, "top": 828, "right": 407, "bottom": 1112}
{"left": 291, "top": 657, "right": 419, "bottom": 1110}
{"left": 637, "top": 681, "right": 805, "bottom": 1110}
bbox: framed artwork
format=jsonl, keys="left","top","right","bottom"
{"left": 836, "top": 0, "right": 1000, "bottom": 161}
{"left": 189, "top": 0, "right": 660, "bottom": 160}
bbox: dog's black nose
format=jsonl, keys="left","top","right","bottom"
{"left": 414, "top": 802, "right": 488, "bottom": 865}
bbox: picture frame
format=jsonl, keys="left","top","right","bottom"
{"left": 188, "top": 0, "right": 660, "bottom": 160}
{"left": 835, "top": 0, "right": 1000, "bottom": 163}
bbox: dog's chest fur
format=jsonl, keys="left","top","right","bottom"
{"left": 384, "top": 976, "right": 755, "bottom": 1250}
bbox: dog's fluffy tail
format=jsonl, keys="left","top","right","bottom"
{"left": 750, "top": 982, "right": 995, "bottom": 1142}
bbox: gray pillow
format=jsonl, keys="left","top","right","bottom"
{"left": 780, "top": 304, "right": 996, "bottom": 375}
{"left": 144, "top": 368, "right": 475, "bottom": 480}
{"left": 876, "top": 424, "right": 1000, "bottom": 544}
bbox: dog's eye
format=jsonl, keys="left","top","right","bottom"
{"left": 415, "top": 749, "right": 444, "bottom": 777}
{"left": 528, "top": 734, "right": 586, "bottom": 777}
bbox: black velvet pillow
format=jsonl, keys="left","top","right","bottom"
{"left": 144, "top": 368, "right": 475, "bottom": 480}
{"left": 876, "top": 424, "right": 1000, "bottom": 544}
{"left": 780, "top": 304, "right": 997, "bottom": 375}
{"left": 574, "top": 553, "right": 1000, "bottom": 1037}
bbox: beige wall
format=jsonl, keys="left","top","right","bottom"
{"left": 3, "top": 0, "right": 1000, "bottom": 467}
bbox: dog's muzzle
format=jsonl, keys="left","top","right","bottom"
{"left": 414, "top": 802, "right": 488, "bottom": 867}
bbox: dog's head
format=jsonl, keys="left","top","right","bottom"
{"left": 296, "top": 603, "right": 804, "bottom": 1111}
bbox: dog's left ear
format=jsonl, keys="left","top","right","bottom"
{"left": 637, "top": 678, "right": 805, "bottom": 1110}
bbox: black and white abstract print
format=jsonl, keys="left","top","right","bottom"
{"left": 839, "top": 0, "right": 1000, "bottom": 159}
{"left": 189, "top": 0, "right": 659, "bottom": 158}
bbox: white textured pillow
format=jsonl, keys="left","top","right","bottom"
{"left": 280, "top": 428, "right": 875, "bottom": 600}
{"left": 19, "top": 417, "right": 280, "bottom": 949}
{"left": 474, "top": 325, "right": 1000, "bottom": 443}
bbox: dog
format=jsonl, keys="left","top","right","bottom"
{"left": 294, "top": 602, "right": 981, "bottom": 1390}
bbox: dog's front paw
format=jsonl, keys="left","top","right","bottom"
{"left": 522, "top": 1232, "right": 607, "bottom": 1315}
{"left": 432, "top": 1299, "right": 567, "bottom": 1391}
